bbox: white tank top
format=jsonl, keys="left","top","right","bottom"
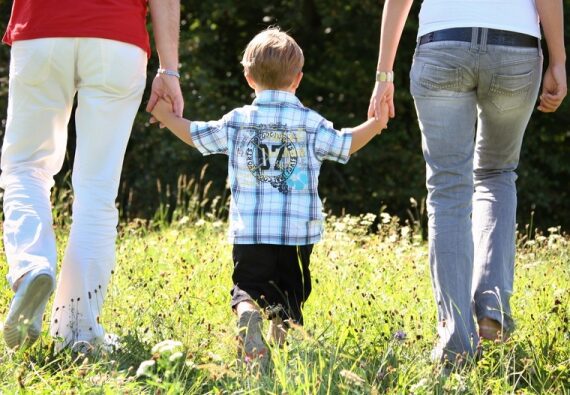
{"left": 418, "top": 0, "right": 541, "bottom": 38}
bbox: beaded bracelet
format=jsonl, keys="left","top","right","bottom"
{"left": 157, "top": 68, "right": 181, "bottom": 78}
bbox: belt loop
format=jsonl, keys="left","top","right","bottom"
{"left": 470, "top": 27, "right": 479, "bottom": 51}
{"left": 480, "top": 28, "right": 488, "bottom": 52}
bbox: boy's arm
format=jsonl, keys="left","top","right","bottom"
{"left": 349, "top": 101, "right": 389, "bottom": 154}
{"left": 349, "top": 118, "right": 386, "bottom": 154}
{"left": 151, "top": 99, "right": 195, "bottom": 147}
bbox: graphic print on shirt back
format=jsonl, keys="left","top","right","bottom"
{"left": 245, "top": 123, "right": 301, "bottom": 194}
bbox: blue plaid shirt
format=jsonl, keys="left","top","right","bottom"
{"left": 190, "top": 90, "right": 352, "bottom": 245}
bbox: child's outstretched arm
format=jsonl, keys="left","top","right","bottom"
{"left": 151, "top": 98, "right": 195, "bottom": 147}
{"left": 349, "top": 101, "right": 389, "bottom": 154}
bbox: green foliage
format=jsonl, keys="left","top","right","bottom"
{"left": 0, "top": 218, "right": 568, "bottom": 392}
{"left": 0, "top": 0, "right": 569, "bottom": 229}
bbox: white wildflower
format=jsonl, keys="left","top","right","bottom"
{"left": 169, "top": 351, "right": 184, "bottom": 362}
{"left": 135, "top": 360, "right": 156, "bottom": 378}
{"left": 151, "top": 340, "right": 184, "bottom": 355}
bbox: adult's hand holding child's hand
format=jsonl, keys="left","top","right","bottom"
{"left": 368, "top": 81, "right": 395, "bottom": 121}
{"left": 146, "top": 73, "right": 184, "bottom": 124}
{"left": 149, "top": 98, "right": 174, "bottom": 128}
{"left": 375, "top": 99, "right": 390, "bottom": 133}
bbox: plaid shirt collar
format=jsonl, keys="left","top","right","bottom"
{"left": 252, "top": 90, "right": 303, "bottom": 107}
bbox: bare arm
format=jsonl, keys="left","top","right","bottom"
{"left": 151, "top": 99, "right": 194, "bottom": 147}
{"left": 349, "top": 119, "right": 385, "bottom": 154}
{"left": 368, "top": 0, "right": 414, "bottom": 120}
{"left": 146, "top": 0, "right": 184, "bottom": 117}
{"left": 349, "top": 99, "right": 389, "bottom": 155}
{"left": 536, "top": 0, "right": 567, "bottom": 112}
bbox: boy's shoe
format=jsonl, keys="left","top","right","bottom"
{"left": 268, "top": 316, "right": 287, "bottom": 347}
{"left": 478, "top": 317, "right": 509, "bottom": 341}
{"left": 3, "top": 268, "right": 54, "bottom": 350}
{"left": 237, "top": 310, "right": 269, "bottom": 370}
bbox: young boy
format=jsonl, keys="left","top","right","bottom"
{"left": 150, "top": 27, "right": 388, "bottom": 368}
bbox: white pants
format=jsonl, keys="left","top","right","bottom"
{"left": 1, "top": 38, "right": 147, "bottom": 348}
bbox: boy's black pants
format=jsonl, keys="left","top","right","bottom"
{"left": 231, "top": 244, "right": 313, "bottom": 325}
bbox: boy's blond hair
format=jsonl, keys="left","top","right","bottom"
{"left": 241, "top": 27, "right": 304, "bottom": 90}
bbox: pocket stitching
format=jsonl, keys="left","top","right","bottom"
{"left": 489, "top": 70, "right": 534, "bottom": 111}
{"left": 419, "top": 63, "right": 461, "bottom": 90}
{"left": 489, "top": 71, "right": 534, "bottom": 96}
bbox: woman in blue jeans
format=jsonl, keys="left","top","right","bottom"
{"left": 369, "top": 0, "right": 566, "bottom": 362}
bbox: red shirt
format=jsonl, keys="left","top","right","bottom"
{"left": 3, "top": 0, "right": 150, "bottom": 57}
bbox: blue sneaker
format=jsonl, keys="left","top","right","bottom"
{"left": 3, "top": 268, "right": 54, "bottom": 349}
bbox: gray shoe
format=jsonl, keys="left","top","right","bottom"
{"left": 71, "top": 333, "right": 121, "bottom": 356}
{"left": 4, "top": 268, "right": 54, "bottom": 349}
{"left": 237, "top": 311, "right": 269, "bottom": 370}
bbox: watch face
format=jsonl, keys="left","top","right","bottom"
{"left": 376, "top": 71, "right": 393, "bottom": 82}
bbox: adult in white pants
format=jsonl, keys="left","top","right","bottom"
{"left": 1, "top": 0, "right": 183, "bottom": 351}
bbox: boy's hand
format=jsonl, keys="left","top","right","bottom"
{"left": 147, "top": 98, "right": 194, "bottom": 147}
{"left": 369, "top": 99, "right": 389, "bottom": 133}
{"left": 368, "top": 81, "right": 395, "bottom": 120}
{"left": 150, "top": 98, "right": 175, "bottom": 127}
{"left": 376, "top": 99, "right": 390, "bottom": 131}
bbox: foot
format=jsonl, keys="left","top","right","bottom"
{"left": 478, "top": 317, "right": 508, "bottom": 341}
{"left": 4, "top": 268, "right": 54, "bottom": 349}
{"left": 71, "top": 333, "right": 121, "bottom": 356}
{"left": 268, "top": 316, "right": 287, "bottom": 347}
{"left": 237, "top": 310, "right": 269, "bottom": 370}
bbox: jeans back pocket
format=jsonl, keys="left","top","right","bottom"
{"left": 419, "top": 63, "right": 462, "bottom": 90}
{"left": 489, "top": 70, "right": 534, "bottom": 112}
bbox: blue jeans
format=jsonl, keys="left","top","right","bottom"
{"left": 410, "top": 29, "right": 542, "bottom": 359}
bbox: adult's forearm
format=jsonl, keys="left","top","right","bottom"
{"left": 149, "top": 0, "right": 180, "bottom": 70}
{"left": 376, "top": 0, "right": 414, "bottom": 71}
{"left": 536, "top": 0, "right": 566, "bottom": 64}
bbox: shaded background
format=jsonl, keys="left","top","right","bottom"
{"left": 0, "top": 0, "right": 569, "bottom": 231}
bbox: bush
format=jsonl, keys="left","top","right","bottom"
{"left": 0, "top": 0, "right": 568, "bottom": 230}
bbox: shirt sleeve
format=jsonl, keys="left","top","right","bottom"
{"left": 314, "top": 119, "right": 352, "bottom": 164}
{"left": 190, "top": 116, "right": 229, "bottom": 156}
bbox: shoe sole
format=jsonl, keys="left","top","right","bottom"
{"left": 478, "top": 318, "right": 508, "bottom": 342}
{"left": 4, "top": 273, "right": 54, "bottom": 349}
{"left": 237, "top": 311, "right": 269, "bottom": 370}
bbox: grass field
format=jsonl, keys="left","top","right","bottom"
{"left": 0, "top": 214, "right": 568, "bottom": 393}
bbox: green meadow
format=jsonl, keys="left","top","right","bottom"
{"left": 0, "top": 213, "right": 568, "bottom": 393}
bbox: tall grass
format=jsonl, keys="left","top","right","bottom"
{"left": 0, "top": 179, "right": 568, "bottom": 393}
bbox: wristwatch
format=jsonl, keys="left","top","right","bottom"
{"left": 375, "top": 70, "right": 394, "bottom": 83}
